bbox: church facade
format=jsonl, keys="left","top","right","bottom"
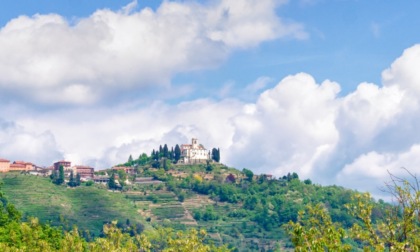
{"left": 180, "top": 138, "right": 210, "bottom": 164}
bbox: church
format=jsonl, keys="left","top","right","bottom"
{"left": 180, "top": 138, "right": 210, "bottom": 164}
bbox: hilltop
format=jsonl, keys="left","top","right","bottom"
{"left": 0, "top": 154, "right": 390, "bottom": 251}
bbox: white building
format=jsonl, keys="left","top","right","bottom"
{"left": 181, "top": 138, "right": 210, "bottom": 164}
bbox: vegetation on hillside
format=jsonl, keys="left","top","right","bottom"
{"left": 2, "top": 146, "right": 418, "bottom": 250}
{"left": 287, "top": 170, "right": 420, "bottom": 251}
{"left": 0, "top": 180, "right": 229, "bottom": 251}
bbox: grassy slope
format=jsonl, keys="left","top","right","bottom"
{"left": 0, "top": 173, "right": 148, "bottom": 236}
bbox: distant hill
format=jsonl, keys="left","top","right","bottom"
{"left": 0, "top": 160, "right": 390, "bottom": 251}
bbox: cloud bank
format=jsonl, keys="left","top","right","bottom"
{"left": 1, "top": 0, "right": 420, "bottom": 198}
{"left": 0, "top": 0, "right": 305, "bottom": 105}
{"left": 2, "top": 44, "right": 420, "bottom": 198}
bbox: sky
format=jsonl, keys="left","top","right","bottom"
{"left": 1, "top": 0, "right": 420, "bottom": 197}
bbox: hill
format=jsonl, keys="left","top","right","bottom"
{"left": 0, "top": 173, "right": 149, "bottom": 238}
{"left": 0, "top": 161, "right": 390, "bottom": 251}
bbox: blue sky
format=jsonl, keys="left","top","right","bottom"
{"left": 0, "top": 0, "right": 420, "bottom": 197}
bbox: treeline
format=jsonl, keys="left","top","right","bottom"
{"left": 124, "top": 143, "right": 221, "bottom": 168}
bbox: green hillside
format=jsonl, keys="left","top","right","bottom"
{"left": 0, "top": 173, "right": 149, "bottom": 237}
{"left": 0, "top": 159, "right": 391, "bottom": 251}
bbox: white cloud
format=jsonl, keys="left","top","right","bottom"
{"left": 0, "top": 118, "right": 63, "bottom": 165}
{"left": 228, "top": 73, "right": 340, "bottom": 177}
{"left": 0, "top": 0, "right": 306, "bottom": 105}
{"left": 337, "top": 145, "right": 420, "bottom": 197}
{"left": 4, "top": 42, "right": 420, "bottom": 198}
{"left": 1, "top": 3, "right": 420, "bottom": 201}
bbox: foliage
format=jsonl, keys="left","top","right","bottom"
{"left": 108, "top": 174, "right": 119, "bottom": 190}
{"left": 286, "top": 170, "right": 420, "bottom": 251}
{"left": 346, "top": 171, "right": 420, "bottom": 251}
{"left": 242, "top": 168, "right": 253, "bottom": 182}
{"left": 174, "top": 144, "right": 181, "bottom": 163}
{"left": 67, "top": 170, "right": 80, "bottom": 187}
{"left": 211, "top": 148, "right": 220, "bottom": 162}
{"left": 286, "top": 204, "right": 352, "bottom": 251}
{"left": 51, "top": 165, "right": 65, "bottom": 185}
{"left": 0, "top": 181, "right": 229, "bottom": 251}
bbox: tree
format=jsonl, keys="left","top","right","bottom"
{"left": 206, "top": 160, "right": 213, "bottom": 172}
{"left": 163, "top": 144, "right": 169, "bottom": 158}
{"left": 346, "top": 170, "right": 420, "bottom": 251}
{"left": 287, "top": 169, "right": 420, "bottom": 251}
{"left": 174, "top": 144, "right": 181, "bottom": 163}
{"left": 211, "top": 148, "right": 220, "bottom": 162}
{"left": 67, "top": 170, "right": 76, "bottom": 187}
{"left": 128, "top": 154, "right": 133, "bottom": 164}
{"left": 76, "top": 173, "right": 81, "bottom": 186}
{"left": 286, "top": 204, "right": 351, "bottom": 251}
{"left": 54, "top": 165, "right": 65, "bottom": 185}
{"left": 243, "top": 168, "right": 254, "bottom": 182}
{"left": 159, "top": 145, "right": 163, "bottom": 157}
{"left": 108, "top": 174, "right": 118, "bottom": 190}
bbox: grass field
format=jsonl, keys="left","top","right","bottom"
{"left": 0, "top": 173, "right": 149, "bottom": 236}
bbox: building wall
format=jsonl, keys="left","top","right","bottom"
{"left": 181, "top": 138, "right": 210, "bottom": 163}
{"left": 54, "top": 161, "right": 71, "bottom": 171}
{"left": 0, "top": 160, "right": 10, "bottom": 173}
{"left": 74, "top": 166, "right": 94, "bottom": 178}
{"left": 9, "top": 163, "right": 27, "bottom": 171}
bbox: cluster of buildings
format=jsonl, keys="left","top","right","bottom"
{"left": 53, "top": 160, "right": 94, "bottom": 179}
{"left": 0, "top": 159, "right": 35, "bottom": 173}
{"left": 0, "top": 158, "right": 95, "bottom": 180}
{"left": 0, "top": 138, "right": 216, "bottom": 179}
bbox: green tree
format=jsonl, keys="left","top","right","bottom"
{"left": 286, "top": 170, "right": 420, "bottom": 251}
{"left": 286, "top": 204, "right": 351, "bottom": 251}
{"left": 211, "top": 148, "right": 220, "bottom": 162}
{"left": 163, "top": 144, "right": 169, "bottom": 158}
{"left": 128, "top": 154, "right": 133, "bottom": 164}
{"left": 174, "top": 144, "right": 181, "bottom": 163}
{"left": 54, "top": 165, "right": 65, "bottom": 185}
{"left": 346, "top": 171, "right": 420, "bottom": 251}
{"left": 138, "top": 153, "right": 149, "bottom": 165}
{"left": 76, "top": 173, "right": 81, "bottom": 186}
{"left": 67, "top": 170, "right": 76, "bottom": 187}
{"left": 242, "top": 168, "right": 254, "bottom": 182}
{"left": 108, "top": 174, "right": 118, "bottom": 190}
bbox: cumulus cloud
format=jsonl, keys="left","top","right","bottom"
{"left": 228, "top": 73, "right": 340, "bottom": 177}
{"left": 3, "top": 44, "right": 420, "bottom": 199}
{"left": 0, "top": 0, "right": 306, "bottom": 105}
{"left": 0, "top": 118, "right": 62, "bottom": 166}
{"left": 0, "top": 3, "right": 419, "bottom": 200}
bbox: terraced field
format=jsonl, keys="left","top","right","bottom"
{"left": 0, "top": 173, "right": 149, "bottom": 236}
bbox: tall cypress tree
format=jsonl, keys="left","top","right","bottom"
{"left": 68, "top": 170, "right": 76, "bottom": 187}
{"left": 76, "top": 173, "right": 81, "bottom": 186}
{"left": 159, "top": 145, "right": 163, "bottom": 157}
{"left": 163, "top": 144, "right": 169, "bottom": 158}
{"left": 174, "top": 144, "right": 181, "bottom": 163}
{"left": 56, "top": 165, "right": 65, "bottom": 185}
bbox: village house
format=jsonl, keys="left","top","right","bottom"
{"left": 0, "top": 159, "right": 35, "bottom": 172}
{"left": 53, "top": 160, "right": 94, "bottom": 179}
{"left": 180, "top": 138, "right": 210, "bottom": 164}
{"left": 112, "top": 166, "right": 135, "bottom": 175}
{"left": 10, "top": 161, "right": 34, "bottom": 172}
{"left": 0, "top": 159, "right": 10, "bottom": 172}
{"left": 53, "top": 160, "right": 72, "bottom": 171}
{"left": 73, "top": 165, "right": 94, "bottom": 179}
